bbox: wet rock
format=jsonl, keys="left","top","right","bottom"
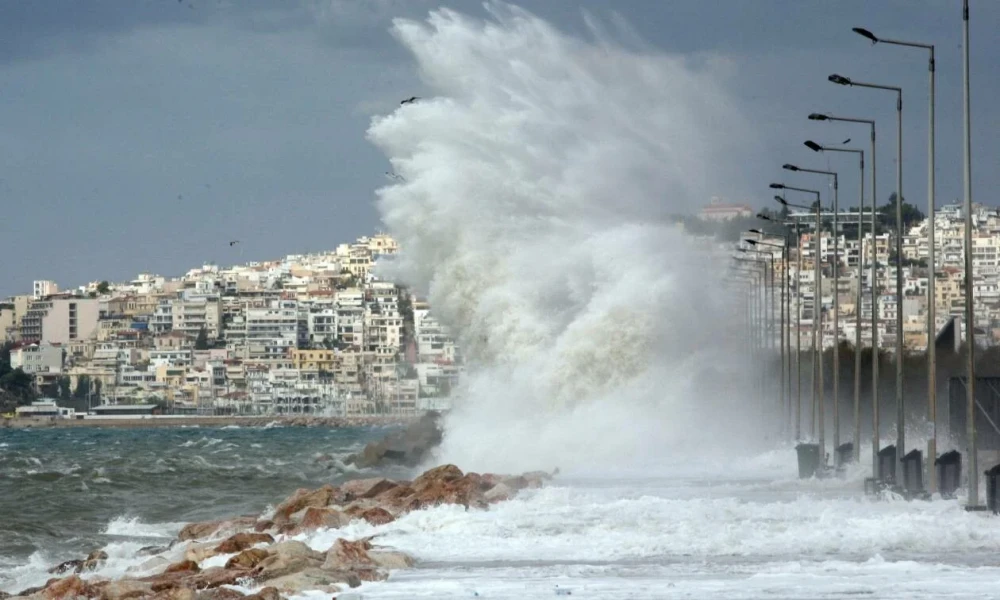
{"left": 164, "top": 560, "right": 200, "bottom": 574}
{"left": 40, "top": 575, "right": 99, "bottom": 600}
{"left": 484, "top": 482, "right": 514, "bottom": 504}
{"left": 272, "top": 485, "right": 341, "bottom": 523}
{"left": 138, "top": 545, "right": 169, "bottom": 557}
{"left": 224, "top": 547, "right": 270, "bottom": 570}
{"left": 258, "top": 568, "right": 354, "bottom": 595}
{"left": 252, "top": 520, "right": 273, "bottom": 533}
{"left": 253, "top": 541, "right": 324, "bottom": 581}
{"left": 411, "top": 464, "right": 464, "bottom": 491}
{"left": 100, "top": 580, "right": 153, "bottom": 600}
{"left": 47, "top": 560, "right": 84, "bottom": 575}
{"left": 150, "top": 587, "right": 196, "bottom": 600}
{"left": 321, "top": 539, "right": 376, "bottom": 573}
{"left": 177, "top": 517, "right": 256, "bottom": 542}
{"left": 213, "top": 533, "right": 274, "bottom": 555}
{"left": 189, "top": 567, "right": 249, "bottom": 590}
{"left": 347, "top": 412, "right": 442, "bottom": 468}
{"left": 296, "top": 507, "right": 351, "bottom": 532}
{"left": 368, "top": 550, "right": 415, "bottom": 570}
{"left": 184, "top": 542, "right": 220, "bottom": 564}
{"left": 194, "top": 588, "right": 245, "bottom": 600}
{"left": 341, "top": 478, "right": 398, "bottom": 501}
{"left": 358, "top": 507, "right": 395, "bottom": 526}
{"left": 82, "top": 550, "right": 108, "bottom": 572}
{"left": 241, "top": 587, "right": 280, "bottom": 600}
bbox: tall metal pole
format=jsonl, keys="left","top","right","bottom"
{"left": 926, "top": 43, "right": 938, "bottom": 494}
{"left": 785, "top": 241, "right": 792, "bottom": 436}
{"left": 854, "top": 152, "right": 865, "bottom": 464}
{"left": 832, "top": 174, "right": 840, "bottom": 460}
{"left": 796, "top": 219, "right": 803, "bottom": 440}
{"left": 962, "top": 0, "right": 977, "bottom": 508}
{"left": 816, "top": 202, "right": 825, "bottom": 462}
{"left": 870, "top": 123, "right": 880, "bottom": 478}
{"left": 894, "top": 89, "right": 904, "bottom": 487}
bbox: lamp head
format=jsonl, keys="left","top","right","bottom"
{"left": 852, "top": 27, "right": 878, "bottom": 44}
{"left": 769, "top": 183, "right": 785, "bottom": 190}
{"left": 808, "top": 113, "right": 829, "bottom": 121}
{"left": 774, "top": 196, "right": 788, "bottom": 206}
{"left": 782, "top": 163, "right": 799, "bottom": 172}
{"left": 746, "top": 239, "right": 759, "bottom": 245}
{"left": 756, "top": 212, "right": 772, "bottom": 221}
{"left": 749, "top": 228, "right": 764, "bottom": 235}
{"left": 804, "top": 140, "right": 823, "bottom": 152}
{"left": 828, "top": 74, "right": 852, "bottom": 86}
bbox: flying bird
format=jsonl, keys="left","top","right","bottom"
{"left": 842, "top": 138, "right": 851, "bottom": 144}
{"left": 229, "top": 240, "right": 240, "bottom": 247}
{"left": 400, "top": 96, "right": 420, "bottom": 105}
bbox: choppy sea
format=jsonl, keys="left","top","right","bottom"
{"left": 3, "top": 426, "right": 1000, "bottom": 599}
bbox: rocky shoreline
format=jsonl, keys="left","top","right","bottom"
{"left": 6, "top": 464, "right": 553, "bottom": 599}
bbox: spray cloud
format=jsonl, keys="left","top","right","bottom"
{"left": 369, "top": 3, "right": 767, "bottom": 473}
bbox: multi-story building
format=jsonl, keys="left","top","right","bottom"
{"left": 33, "top": 280, "right": 58, "bottom": 299}
{"left": 245, "top": 300, "right": 298, "bottom": 361}
{"left": 10, "top": 342, "right": 64, "bottom": 375}
{"left": 20, "top": 297, "right": 99, "bottom": 344}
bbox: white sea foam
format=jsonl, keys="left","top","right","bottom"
{"left": 102, "top": 515, "right": 185, "bottom": 539}
{"left": 369, "top": 3, "right": 763, "bottom": 475}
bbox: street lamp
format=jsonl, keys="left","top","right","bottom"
{"left": 774, "top": 185, "right": 826, "bottom": 465}
{"left": 853, "top": 24, "right": 940, "bottom": 491}
{"left": 749, "top": 235, "right": 790, "bottom": 436}
{"left": 809, "top": 112, "right": 880, "bottom": 475}
{"left": 759, "top": 212, "right": 803, "bottom": 440}
{"left": 961, "top": 0, "right": 978, "bottom": 508}
{"left": 829, "top": 72, "right": 906, "bottom": 487}
{"left": 804, "top": 140, "right": 866, "bottom": 465}
{"left": 782, "top": 164, "right": 842, "bottom": 462}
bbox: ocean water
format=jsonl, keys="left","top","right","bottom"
{"left": 0, "top": 424, "right": 399, "bottom": 592}
{"left": 3, "top": 427, "right": 1000, "bottom": 599}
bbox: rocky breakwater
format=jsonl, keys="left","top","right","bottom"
{"left": 345, "top": 411, "right": 442, "bottom": 468}
{"left": 8, "top": 465, "right": 554, "bottom": 600}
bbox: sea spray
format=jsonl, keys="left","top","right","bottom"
{"left": 368, "top": 3, "right": 765, "bottom": 473}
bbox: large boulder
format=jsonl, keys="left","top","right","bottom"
{"left": 253, "top": 541, "right": 324, "bottom": 581}
{"left": 39, "top": 575, "right": 100, "bottom": 600}
{"left": 347, "top": 412, "right": 442, "bottom": 468}
{"left": 213, "top": 533, "right": 274, "bottom": 555}
{"left": 295, "top": 507, "right": 351, "bottom": 532}
{"left": 100, "top": 580, "right": 154, "bottom": 600}
{"left": 257, "top": 569, "right": 357, "bottom": 595}
{"left": 358, "top": 507, "right": 395, "bottom": 526}
{"left": 224, "top": 548, "right": 270, "bottom": 571}
{"left": 272, "top": 485, "right": 341, "bottom": 523}
{"left": 164, "top": 560, "right": 200, "bottom": 574}
{"left": 341, "top": 478, "right": 398, "bottom": 501}
{"left": 177, "top": 517, "right": 256, "bottom": 542}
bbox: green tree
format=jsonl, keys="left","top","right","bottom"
{"left": 96, "top": 281, "right": 110, "bottom": 295}
{"left": 58, "top": 376, "right": 72, "bottom": 400}
{"left": 73, "top": 375, "right": 91, "bottom": 399}
{"left": 195, "top": 327, "right": 209, "bottom": 350}
{"left": 0, "top": 341, "right": 12, "bottom": 379}
{"left": 878, "top": 193, "right": 925, "bottom": 232}
{"left": 93, "top": 379, "right": 102, "bottom": 401}
{"left": 0, "top": 368, "right": 36, "bottom": 404}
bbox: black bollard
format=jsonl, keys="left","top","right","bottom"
{"left": 901, "top": 449, "right": 923, "bottom": 496}
{"left": 985, "top": 464, "right": 1000, "bottom": 514}
{"left": 935, "top": 450, "right": 962, "bottom": 499}
{"left": 877, "top": 445, "right": 897, "bottom": 487}
{"left": 796, "top": 443, "right": 821, "bottom": 479}
{"left": 836, "top": 442, "right": 854, "bottom": 467}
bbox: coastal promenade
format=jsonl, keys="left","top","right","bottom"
{"left": 0, "top": 414, "right": 419, "bottom": 430}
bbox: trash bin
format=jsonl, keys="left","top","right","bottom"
{"left": 796, "top": 443, "right": 821, "bottom": 479}
{"left": 935, "top": 450, "right": 962, "bottom": 499}
{"left": 836, "top": 442, "right": 854, "bottom": 466}
{"left": 985, "top": 463, "right": 1000, "bottom": 514}
{"left": 901, "top": 449, "right": 923, "bottom": 495}
{"left": 877, "top": 445, "right": 897, "bottom": 487}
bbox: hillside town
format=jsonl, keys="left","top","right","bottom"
{"left": 0, "top": 233, "right": 461, "bottom": 417}
{"left": 698, "top": 199, "right": 1000, "bottom": 351}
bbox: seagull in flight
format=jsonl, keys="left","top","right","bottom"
{"left": 400, "top": 96, "right": 420, "bottom": 105}
{"left": 229, "top": 240, "right": 240, "bottom": 247}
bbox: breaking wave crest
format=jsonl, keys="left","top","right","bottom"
{"left": 369, "top": 3, "right": 761, "bottom": 472}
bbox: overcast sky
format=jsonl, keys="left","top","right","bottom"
{"left": 1, "top": 0, "right": 997, "bottom": 298}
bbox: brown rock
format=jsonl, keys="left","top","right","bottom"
{"left": 189, "top": 568, "right": 248, "bottom": 590}
{"left": 150, "top": 588, "right": 196, "bottom": 600}
{"left": 411, "top": 474, "right": 486, "bottom": 510}
{"left": 321, "top": 538, "right": 375, "bottom": 572}
{"left": 99, "top": 580, "right": 153, "bottom": 600}
{"left": 340, "top": 478, "right": 398, "bottom": 501}
{"left": 82, "top": 550, "right": 108, "bottom": 572}
{"left": 213, "top": 533, "right": 274, "bottom": 555}
{"left": 195, "top": 589, "right": 245, "bottom": 600}
{"left": 252, "top": 520, "right": 274, "bottom": 533}
{"left": 242, "top": 587, "right": 280, "bottom": 600}
{"left": 165, "top": 560, "right": 200, "bottom": 574}
{"left": 373, "top": 484, "right": 419, "bottom": 514}
{"left": 411, "top": 465, "right": 464, "bottom": 491}
{"left": 296, "top": 507, "right": 351, "bottom": 532}
{"left": 272, "top": 485, "right": 341, "bottom": 523}
{"left": 358, "top": 507, "right": 395, "bottom": 526}
{"left": 224, "top": 548, "right": 270, "bottom": 570}
{"left": 254, "top": 541, "right": 324, "bottom": 581}
{"left": 368, "top": 550, "right": 414, "bottom": 570}
{"left": 177, "top": 517, "right": 256, "bottom": 542}
{"left": 257, "top": 568, "right": 357, "bottom": 594}
{"left": 42, "top": 575, "right": 98, "bottom": 600}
